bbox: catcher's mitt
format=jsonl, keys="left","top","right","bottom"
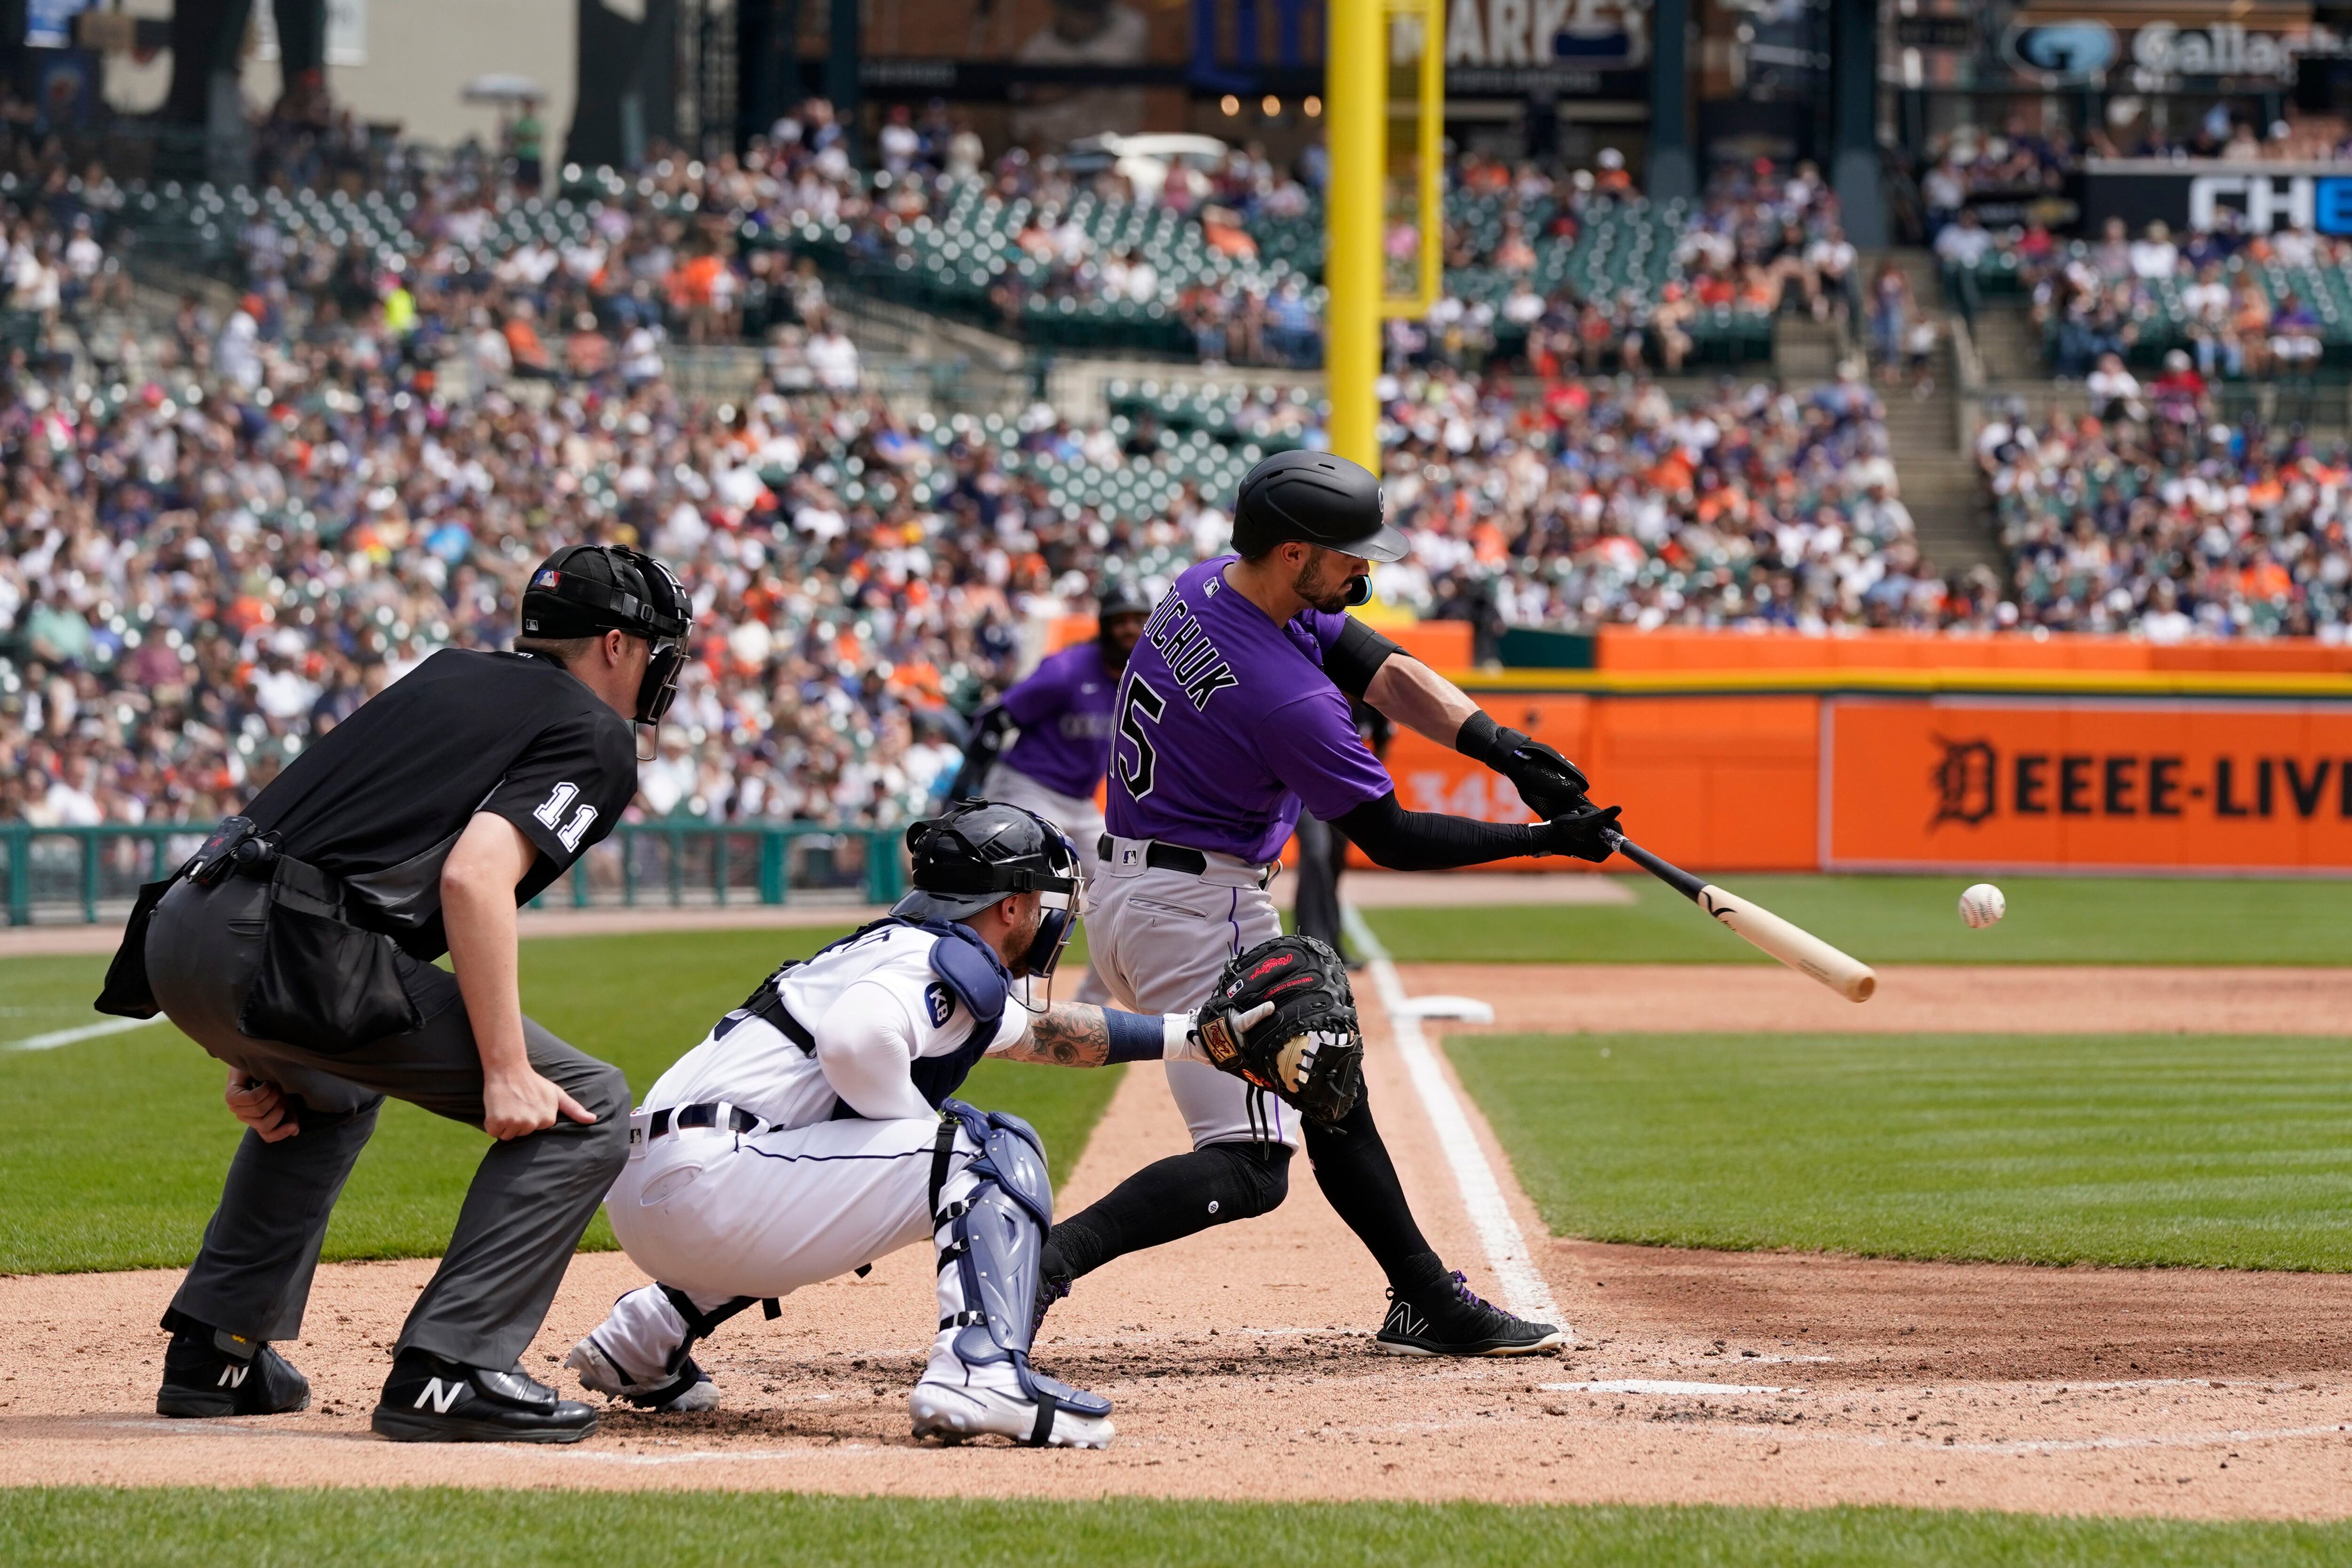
{"left": 1191, "top": 934, "right": 1365, "bottom": 1125}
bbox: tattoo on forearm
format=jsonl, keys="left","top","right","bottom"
{"left": 1013, "top": 1005, "right": 1110, "bottom": 1067}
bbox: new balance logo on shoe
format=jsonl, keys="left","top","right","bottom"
{"left": 216, "top": 1364, "right": 249, "bottom": 1388}
{"left": 413, "top": 1378, "right": 464, "bottom": 1414}
{"left": 1384, "top": 1302, "right": 1426, "bottom": 1338}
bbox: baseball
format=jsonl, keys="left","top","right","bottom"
{"left": 1958, "top": 883, "right": 2006, "bottom": 929}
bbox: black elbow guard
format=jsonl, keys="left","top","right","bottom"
{"left": 1325, "top": 617, "right": 1404, "bottom": 699}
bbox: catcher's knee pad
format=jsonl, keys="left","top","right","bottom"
{"left": 1198, "top": 1139, "right": 1292, "bottom": 1221}
{"left": 932, "top": 1101, "right": 1110, "bottom": 1425}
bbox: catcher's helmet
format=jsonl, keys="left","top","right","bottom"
{"left": 895, "top": 800, "right": 1082, "bottom": 979}
{"left": 1231, "top": 450, "right": 1408, "bottom": 565}
{"left": 520, "top": 544, "right": 693, "bottom": 725}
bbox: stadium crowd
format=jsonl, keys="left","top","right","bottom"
{"left": 0, "top": 140, "right": 1947, "bottom": 834}
{"left": 1981, "top": 400, "right": 2352, "bottom": 638}
{"left": 8, "top": 106, "right": 2352, "bottom": 834}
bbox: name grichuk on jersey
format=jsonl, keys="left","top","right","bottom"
{"left": 642, "top": 920, "right": 1028, "bottom": 1130}
{"left": 1104, "top": 554, "right": 1391, "bottom": 863}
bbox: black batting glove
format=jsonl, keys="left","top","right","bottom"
{"left": 1498, "top": 738, "right": 1591, "bottom": 818}
{"left": 1457, "top": 711, "right": 1592, "bottom": 817}
{"left": 1534, "top": 802, "right": 1622, "bottom": 863}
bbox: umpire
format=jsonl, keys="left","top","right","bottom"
{"left": 99, "top": 544, "right": 690, "bottom": 1444}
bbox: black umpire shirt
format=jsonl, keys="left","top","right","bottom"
{"left": 241, "top": 648, "right": 637, "bottom": 959}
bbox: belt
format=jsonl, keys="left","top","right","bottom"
{"left": 645, "top": 1101, "right": 769, "bottom": 1140}
{"left": 1098, "top": 833, "right": 1209, "bottom": 876}
{"left": 1097, "top": 833, "right": 1276, "bottom": 889}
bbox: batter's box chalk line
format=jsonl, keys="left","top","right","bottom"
{"left": 1388, "top": 996, "right": 1496, "bottom": 1024}
{"left": 1342, "top": 904, "right": 1564, "bottom": 1330}
{"left": 1546, "top": 1380, "right": 1794, "bottom": 1397}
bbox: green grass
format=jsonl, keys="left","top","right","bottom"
{"left": 1452, "top": 1031, "right": 2352, "bottom": 1270}
{"left": 5, "top": 1490, "right": 2351, "bottom": 1568}
{"left": 0, "top": 930, "right": 1120, "bottom": 1274}
{"left": 1364, "top": 874, "right": 2352, "bottom": 964}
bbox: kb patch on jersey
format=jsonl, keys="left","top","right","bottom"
{"left": 923, "top": 981, "right": 955, "bottom": 1027}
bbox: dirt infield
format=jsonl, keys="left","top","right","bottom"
{"left": 1, "top": 964, "right": 2349, "bottom": 1518}
{"left": 1398, "top": 963, "right": 2352, "bottom": 1036}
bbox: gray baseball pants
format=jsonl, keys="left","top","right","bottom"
{"left": 144, "top": 873, "right": 631, "bottom": 1369}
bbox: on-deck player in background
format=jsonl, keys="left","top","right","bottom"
{"left": 566, "top": 800, "right": 1252, "bottom": 1449}
{"left": 948, "top": 577, "right": 1152, "bottom": 1001}
{"left": 1045, "top": 450, "right": 1621, "bottom": 1355}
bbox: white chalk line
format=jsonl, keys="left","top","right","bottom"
{"left": 1743, "top": 1420, "right": 2352, "bottom": 1459}
{"left": 1343, "top": 904, "right": 1565, "bottom": 1331}
{"left": 1549, "top": 1379, "right": 1792, "bottom": 1396}
{"left": 6, "top": 1015, "right": 164, "bottom": 1051}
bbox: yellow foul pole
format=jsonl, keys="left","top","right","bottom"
{"left": 1324, "top": 0, "right": 1384, "bottom": 471}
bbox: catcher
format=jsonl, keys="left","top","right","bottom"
{"left": 563, "top": 801, "right": 1292, "bottom": 1447}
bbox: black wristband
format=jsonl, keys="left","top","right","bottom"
{"left": 1454, "top": 711, "right": 1530, "bottom": 769}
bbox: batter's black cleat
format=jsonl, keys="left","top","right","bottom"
{"left": 1374, "top": 1271, "right": 1569, "bottom": 1357}
{"left": 156, "top": 1323, "right": 311, "bottom": 1417}
{"left": 371, "top": 1349, "right": 598, "bottom": 1443}
{"left": 1031, "top": 1268, "right": 1073, "bottom": 1338}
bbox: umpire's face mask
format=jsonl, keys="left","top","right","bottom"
{"left": 619, "top": 548, "right": 692, "bottom": 727}
{"left": 636, "top": 634, "right": 686, "bottom": 725}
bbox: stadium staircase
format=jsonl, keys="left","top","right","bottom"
{"left": 1773, "top": 251, "right": 2001, "bottom": 574}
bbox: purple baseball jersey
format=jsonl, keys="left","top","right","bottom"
{"left": 999, "top": 641, "right": 1121, "bottom": 799}
{"left": 1105, "top": 555, "right": 1391, "bottom": 862}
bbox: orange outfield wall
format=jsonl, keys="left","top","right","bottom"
{"left": 1374, "top": 686, "right": 2352, "bottom": 874}
{"left": 1372, "top": 693, "right": 1821, "bottom": 873}
{"left": 1592, "top": 626, "right": 2352, "bottom": 675}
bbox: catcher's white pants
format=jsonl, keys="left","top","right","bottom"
{"left": 1087, "top": 836, "right": 1301, "bottom": 1152}
{"left": 590, "top": 1113, "right": 989, "bottom": 1391}
{"left": 982, "top": 760, "right": 1110, "bottom": 1006}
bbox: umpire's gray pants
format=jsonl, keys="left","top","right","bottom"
{"left": 145, "top": 874, "right": 631, "bottom": 1369}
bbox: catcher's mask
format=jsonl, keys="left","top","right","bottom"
{"left": 520, "top": 544, "right": 693, "bottom": 727}
{"left": 894, "top": 800, "right": 1083, "bottom": 982}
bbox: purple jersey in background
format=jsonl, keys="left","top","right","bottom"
{"left": 998, "top": 642, "right": 1122, "bottom": 799}
{"left": 1105, "top": 555, "right": 1391, "bottom": 863}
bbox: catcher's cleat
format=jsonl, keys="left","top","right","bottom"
{"left": 371, "top": 1350, "right": 598, "bottom": 1443}
{"left": 156, "top": 1323, "right": 311, "bottom": 1418}
{"left": 565, "top": 1337, "right": 721, "bottom": 1412}
{"left": 910, "top": 1372, "right": 1113, "bottom": 1449}
{"left": 1375, "top": 1271, "right": 1569, "bottom": 1357}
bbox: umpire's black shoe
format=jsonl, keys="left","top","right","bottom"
{"left": 1375, "top": 1271, "right": 1569, "bottom": 1357}
{"left": 371, "top": 1349, "right": 597, "bottom": 1444}
{"left": 156, "top": 1323, "right": 311, "bottom": 1417}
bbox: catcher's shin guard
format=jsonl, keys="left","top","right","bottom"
{"left": 912, "top": 1101, "right": 1112, "bottom": 1448}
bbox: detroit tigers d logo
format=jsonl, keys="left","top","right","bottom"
{"left": 1932, "top": 738, "right": 1998, "bottom": 826}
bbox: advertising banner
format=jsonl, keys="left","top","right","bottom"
{"left": 2082, "top": 160, "right": 2352, "bottom": 238}
{"left": 1825, "top": 696, "right": 2352, "bottom": 873}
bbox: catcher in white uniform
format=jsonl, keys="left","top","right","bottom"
{"left": 564, "top": 800, "right": 1326, "bottom": 1449}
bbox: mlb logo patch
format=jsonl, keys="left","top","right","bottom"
{"left": 531, "top": 569, "right": 562, "bottom": 590}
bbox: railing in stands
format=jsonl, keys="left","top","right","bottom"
{"left": 0, "top": 822, "right": 908, "bottom": 927}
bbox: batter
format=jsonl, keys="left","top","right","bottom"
{"left": 1049, "top": 450, "right": 1623, "bottom": 1355}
